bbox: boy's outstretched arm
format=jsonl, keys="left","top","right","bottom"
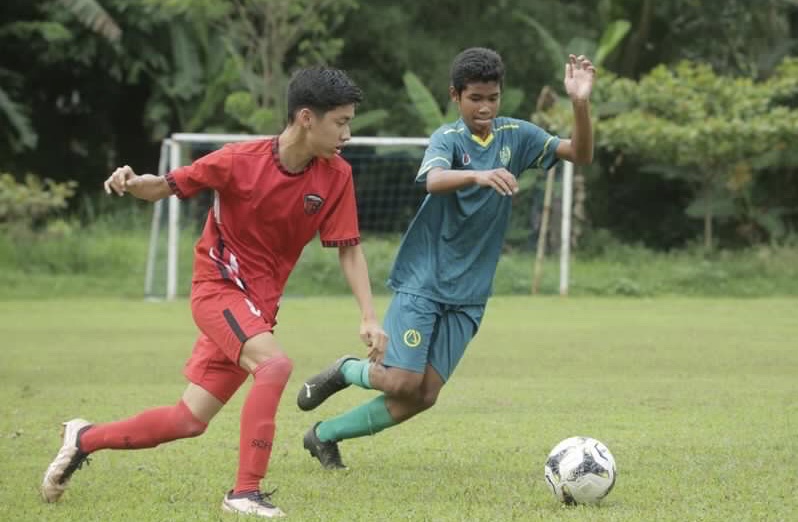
{"left": 104, "top": 165, "right": 172, "bottom": 202}
{"left": 337, "top": 243, "right": 389, "bottom": 362}
{"left": 556, "top": 54, "right": 596, "bottom": 165}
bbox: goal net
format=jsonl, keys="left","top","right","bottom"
{"left": 144, "top": 133, "right": 574, "bottom": 300}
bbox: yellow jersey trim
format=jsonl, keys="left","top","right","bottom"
{"left": 535, "top": 136, "right": 556, "bottom": 168}
{"left": 470, "top": 133, "right": 494, "bottom": 147}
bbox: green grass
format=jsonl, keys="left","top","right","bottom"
{"left": 3, "top": 223, "right": 798, "bottom": 300}
{"left": 1, "top": 297, "right": 796, "bottom": 521}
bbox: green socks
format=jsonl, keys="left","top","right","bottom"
{"left": 341, "top": 359, "right": 372, "bottom": 389}
{"left": 316, "top": 395, "right": 396, "bottom": 442}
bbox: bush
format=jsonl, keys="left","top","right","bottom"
{"left": 0, "top": 173, "right": 77, "bottom": 236}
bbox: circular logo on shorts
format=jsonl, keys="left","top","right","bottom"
{"left": 403, "top": 329, "right": 422, "bottom": 348}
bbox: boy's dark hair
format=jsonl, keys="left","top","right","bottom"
{"left": 286, "top": 67, "right": 363, "bottom": 122}
{"left": 449, "top": 47, "right": 505, "bottom": 94}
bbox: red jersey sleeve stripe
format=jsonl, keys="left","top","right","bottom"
{"left": 321, "top": 237, "right": 361, "bottom": 247}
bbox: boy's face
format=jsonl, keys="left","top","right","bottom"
{"left": 450, "top": 81, "right": 501, "bottom": 138}
{"left": 303, "top": 104, "right": 355, "bottom": 158}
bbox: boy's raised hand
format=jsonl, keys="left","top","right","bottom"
{"left": 564, "top": 54, "right": 596, "bottom": 102}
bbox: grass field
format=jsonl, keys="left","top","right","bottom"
{"left": 1, "top": 297, "right": 796, "bottom": 521}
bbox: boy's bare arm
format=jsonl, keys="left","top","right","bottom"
{"left": 104, "top": 165, "right": 172, "bottom": 202}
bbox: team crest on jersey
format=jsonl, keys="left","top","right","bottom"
{"left": 462, "top": 152, "right": 471, "bottom": 166}
{"left": 500, "top": 145, "right": 512, "bottom": 166}
{"left": 303, "top": 194, "right": 324, "bottom": 215}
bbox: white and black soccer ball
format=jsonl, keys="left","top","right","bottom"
{"left": 544, "top": 436, "right": 616, "bottom": 505}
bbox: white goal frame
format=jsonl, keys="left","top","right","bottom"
{"left": 144, "top": 133, "right": 573, "bottom": 300}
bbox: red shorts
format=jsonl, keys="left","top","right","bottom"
{"left": 182, "top": 281, "right": 278, "bottom": 403}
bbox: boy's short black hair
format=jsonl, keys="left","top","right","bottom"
{"left": 450, "top": 47, "right": 505, "bottom": 94}
{"left": 286, "top": 67, "right": 363, "bottom": 122}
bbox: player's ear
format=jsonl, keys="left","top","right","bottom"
{"left": 449, "top": 86, "right": 459, "bottom": 103}
{"left": 298, "top": 108, "right": 313, "bottom": 130}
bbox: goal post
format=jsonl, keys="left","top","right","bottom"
{"left": 144, "top": 133, "right": 573, "bottom": 300}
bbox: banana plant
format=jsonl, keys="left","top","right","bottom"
{"left": 58, "top": 0, "right": 122, "bottom": 42}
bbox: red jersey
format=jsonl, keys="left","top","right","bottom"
{"left": 165, "top": 138, "right": 360, "bottom": 313}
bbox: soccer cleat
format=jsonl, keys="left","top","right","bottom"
{"left": 296, "top": 355, "right": 358, "bottom": 411}
{"left": 222, "top": 489, "right": 286, "bottom": 518}
{"left": 41, "top": 418, "right": 93, "bottom": 503}
{"left": 303, "top": 422, "right": 347, "bottom": 470}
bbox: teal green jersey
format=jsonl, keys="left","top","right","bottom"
{"left": 387, "top": 117, "right": 560, "bottom": 305}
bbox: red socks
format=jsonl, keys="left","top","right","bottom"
{"left": 80, "top": 399, "right": 207, "bottom": 453}
{"left": 234, "top": 356, "right": 293, "bottom": 493}
{"left": 77, "top": 355, "right": 293, "bottom": 495}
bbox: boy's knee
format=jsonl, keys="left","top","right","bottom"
{"left": 419, "top": 389, "right": 439, "bottom": 410}
{"left": 174, "top": 401, "right": 209, "bottom": 438}
{"left": 268, "top": 355, "right": 294, "bottom": 382}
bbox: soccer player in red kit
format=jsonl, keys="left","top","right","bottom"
{"left": 40, "top": 67, "right": 388, "bottom": 518}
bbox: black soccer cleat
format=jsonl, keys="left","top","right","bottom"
{"left": 303, "top": 422, "right": 347, "bottom": 470}
{"left": 296, "top": 355, "right": 358, "bottom": 411}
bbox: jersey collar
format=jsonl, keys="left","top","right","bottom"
{"left": 272, "top": 137, "right": 316, "bottom": 176}
{"left": 457, "top": 118, "right": 495, "bottom": 147}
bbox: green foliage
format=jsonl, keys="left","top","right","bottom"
{"left": 655, "top": 0, "right": 796, "bottom": 77}
{"left": 594, "top": 20, "right": 631, "bottom": 66}
{"left": 597, "top": 58, "right": 798, "bottom": 248}
{"left": 349, "top": 109, "right": 389, "bottom": 134}
{"left": 500, "top": 88, "right": 524, "bottom": 117}
{"left": 403, "top": 71, "right": 446, "bottom": 135}
{"left": 224, "top": 91, "right": 276, "bottom": 134}
{"left": 0, "top": 173, "right": 77, "bottom": 235}
{"left": 514, "top": 12, "right": 631, "bottom": 80}
{"left": 149, "top": 0, "right": 359, "bottom": 134}
{"left": 0, "top": 87, "right": 37, "bottom": 151}
{"left": 1, "top": 0, "right": 797, "bottom": 253}
{"left": 58, "top": 0, "right": 122, "bottom": 42}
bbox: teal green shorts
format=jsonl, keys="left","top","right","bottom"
{"left": 382, "top": 292, "right": 484, "bottom": 382}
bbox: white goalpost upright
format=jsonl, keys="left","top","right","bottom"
{"left": 144, "top": 133, "right": 573, "bottom": 300}
{"left": 560, "top": 160, "right": 574, "bottom": 296}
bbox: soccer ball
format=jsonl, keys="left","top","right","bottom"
{"left": 544, "top": 436, "right": 616, "bottom": 505}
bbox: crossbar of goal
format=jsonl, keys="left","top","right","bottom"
{"left": 145, "top": 133, "right": 573, "bottom": 300}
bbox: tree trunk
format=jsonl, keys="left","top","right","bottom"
{"left": 621, "top": 0, "right": 654, "bottom": 77}
{"left": 704, "top": 188, "right": 714, "bottom": 251}
{"left": 532, "top": 167, "right": 556, "bottom": 294}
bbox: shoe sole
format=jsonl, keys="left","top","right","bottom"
{"left": 40, "top": 422, "right": 69, "bottom": 503}
{"left": 221, "top": 498, "right": 286, "bottom": 518}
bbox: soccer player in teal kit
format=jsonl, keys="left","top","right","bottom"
{"left": 296, "top": 48, "right": 596, "bottom": 469}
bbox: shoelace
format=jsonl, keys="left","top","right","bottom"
{"left": 248, "top": 488, "right": 278, "bottom": 507}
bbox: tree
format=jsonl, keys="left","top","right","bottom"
{"left": 519, "top": 10, "right": 632, "bottom": 248}
{"left": 0, "top": 0, "right": 121, "bottom": 153}
{"left": 154, "top": 0, "right": 359, "bottom": 134}
{"left": 598, "top": 58, "right": 798, "bottom": 250}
